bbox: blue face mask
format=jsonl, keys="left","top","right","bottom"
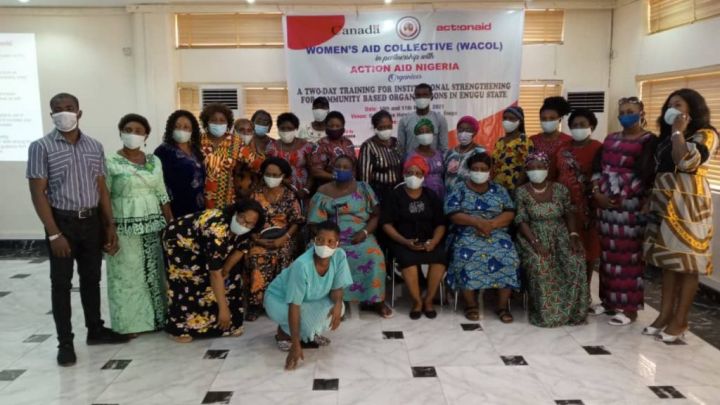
{"left": 618, "top": 113, "right": 641, "bottom": 129}
{"left": 333, "top": 169, "right": 354, "bottom": 183}
{"left": 254, "top": 124, "right": 269, "bottom": 136}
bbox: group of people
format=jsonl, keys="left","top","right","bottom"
{"left": 27, "top": 84, "right": 717, "bottom": 371}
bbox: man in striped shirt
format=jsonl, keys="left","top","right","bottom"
{"left": 27, "top": 93, "right": 128, "bottom": 367}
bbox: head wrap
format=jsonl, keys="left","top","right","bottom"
{"left": 414, "top": 118, "right": 434, "bottom": 135}
{"left": 525, "top": 151, "right": 550, "bottom": 167}
{"left": 457, "top": 115, "right": 479, "bottom": 134}
{"left": 403, "top": 155, "right": 429, "bottom": 176}
{"left": 504, "top": 106, "right": 525, "bottom": 121}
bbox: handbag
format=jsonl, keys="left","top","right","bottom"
{"left": 259, "top": 226, "right": 288, "bottom": 240}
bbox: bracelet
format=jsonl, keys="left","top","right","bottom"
{"left": 361, "top": 229, "right": 369, "bottom": 237}
{"left": 672, "top": 131, "right": 683, "bottom": 138}
{"left": 48, "top": 233, "right": 62, "bottom": 242}
{"left": 532, "top": 238, "right": 540, "bottom": 244}
{"left": 570, "top": 232, "right": 580, "bottom": 238}
{"left": 302, "top": 187, "right": 310, "bottom": 194}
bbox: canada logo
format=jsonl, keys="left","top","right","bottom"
{"left": 396, "top": 16, "right": 421, "bottom": 40}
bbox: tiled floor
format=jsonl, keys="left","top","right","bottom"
{"left": 1, "top": 258, "right": 720, "bottom": 405}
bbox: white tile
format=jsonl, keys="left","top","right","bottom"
{"left": 436, "top": 366, "right": 555, "bottom": 405}
{"left": 339, "top": 378, "right": 446, "bottom": 405}
{"left": 229, "top": 390, "right": 338, "bottom": 405}
{"left": 314, "top": 340, "right": 413, "bottom": 380}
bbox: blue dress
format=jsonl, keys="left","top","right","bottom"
{"left": 154, "top": 142, "right": 206, "bottom": 217}
{"left": 264, "top": 247, "right": 353, "bottom": 342}
{"left": 445, "top": 182, "right": 520, "bottom": 290}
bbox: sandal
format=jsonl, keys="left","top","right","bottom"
{"left": 168, "top": 334, "right": 193, "bottom": 343}
{"left": 464, "top": 306, "right": 480, "bottom": 321}
{"left": 377, "top": 303, "right": 394, "bottom": 319}
{"left": 608, "top": 312, "right": 634, "bottom": 326}
{"left": 245, "top": 311, "right": 259, "bottom": 322}
{"left": 496, "top": 308, "right": 514, "bottom": 324}
{"left": 588, "top": 304, "right": 606, "bottom": 316}
{"left": 275, "top": 335, "right": 292, "bottom": 352}
{"left": 314, "top": 335, "right": 331, "bottom": 346}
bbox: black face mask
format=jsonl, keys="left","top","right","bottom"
{"left": 326, "top": 128, "right": 345, "bottom": 140}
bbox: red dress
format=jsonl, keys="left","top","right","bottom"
{"left": 530, "top": 132, "right": 572, "bottom": 181}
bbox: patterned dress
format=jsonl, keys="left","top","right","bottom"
{"left": 239, "top": 139, "right": 272, "bottom": 174}
{"left": 530, "top": 132, "right": 572, "bottom": 181}
{"left": 106, "top": 153, "right": 170, "bottom": 334}
{"left": 444, "top": 145, "right": 487, "bottom": 190}
{"left": 162, "top": 209, "right": 248, "bottom": 338}
{"left": 492, "top": 134, "right": 533, "bottom": 193}
{"left": 153, "top": 142, "right": 205, "bottom": 217}
{"left": 201, "top": 133, "right": 242, "bottom": 209}
{"left": 595, "top": 132, "right": 654, "bottom": 312}
{"left": 445, "top": 182, "right": 520, "bottom": 291}
{"left": 245, "top": 186, "right": 305, "bottom": 311}
{"left": 309, "top": 136, "right": 356, "bottom": 182}
{"left": 645, "top": 129, "right": 718, "bottom": 275}
{"left": 407, "top": 148, "right": 445, "bottom": 200}
{"left": 515, "top": 184, "right": 588, "bottom": 327}
{"left": 266, "top": 139, "right": 314, "bottom": 193}
{"left": 307, "top": 182, "right": 386, "bottom": 303}
{"left": 357, "top": 136, "right": 403, "bottom": 203}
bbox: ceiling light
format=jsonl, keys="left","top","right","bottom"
{"left": 385, "top": 0, "right": 392, "bottom": 4}
{"left": 18, "top": 0, "right": 31, "bottom": 3}
{"left": 246, "top": 0, "right": 255, "bottom": 4}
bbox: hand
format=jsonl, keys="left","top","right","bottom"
{"left": 474, "top": 218, "right": 493, "bottom": 237}
{"left": 217, "top": 305, "right": 231, "bottom": 331}
{"left": 270, "top": 236, "right": 289, "bottom": 249}
{"left": 254, "top": 239, "right": 274, "bottom": 248}
{"left": 672, "top": 112, "right": 690, "bottom": 134}
{"left": 50, "top": 235, "right": 72, "bottom": 258}
{"left": 404, "top": 238, "right": 426, "bottom": 251}
{"left": 424, "top": 240, "right": 438, "bottom": 252}
{"left": 531, "top": 240, "right": 549, "bottom": 257}
{"left": 570, "top": 234, "right": 584, "bottom": 254}
{"left": 351, "top": 231, "right": 368, "bottom": 245}
{"left": 328, "top": 302, "right": 343, "bottom": 331}
{"left": 296, "top": 188, "right": 309, "bottom": 200}
{"left": 285, "top": 344, "right": 304, "bottom": 370}
{"left": 103, "top": 227, "right": 119, "bottom": 256}
{"left": 593, "top": 192, "right": 617, "bottom": 210}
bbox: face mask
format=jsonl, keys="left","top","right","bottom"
{"left": 527, "top": 169, "right": 549, "bottom": 184}
{"left": 618, "top": 113, "right": 641, "bottom": 129}
{"left": 326, "top": 128, "right": 345, "bottom": 140}
{"left": 417, "top": 133, "right": 433, "bottom": 146}
{"left": 314, "top": 244, "right": 336, "bottom": 259}
{"left": 230, "top": 215, "right": 251, "bottom": 236}
{"left": 264, "top": 176, "right": 283, "bottom": 188}
{"left": 254, "top": 124, "right": 269, "bottom": 136}
{"left": 279, "top": 130, "right": 297, "bottom": 144}
{"left": 664, "top": 107, "right": 683, "bottom": 126}
{"left": 469, "top": 170, "right": 490, "bottom": 184}
{"left": 570, "top": 128, "right": 592, "bottom": 142}
{"left": 209, "top": 124, "right": 227, "bottom": 138}
{"left": 334, "top": 169, "right": 354, "bottom": 182}
{"left": 172, "top": 129, "right": 191, "bottom": 143}
{"left": 457, "top": 131, "right": 474, "bottom": 146}
{"left": 404, "top": 175, "right": 424, "bottom": 190}
{"left": 313, "top": 109, "right": 329, "bottom": 122}
{"left": 375, "top": 129, "right": 393, "bottom": 141}
{"left": 51, "top": 112, "right": 78, "bottom": 132}
{"left": 503, "top": 120, "right": 520, "bottom": 133}
{"left": 415, "top": 98, "right": 431, "bottom": 109}
{"left": 241, "top": 134, "right": 253, "bottom": 145}
{"left": 121, "top": 133, "right": 145, "bottom": 149}
{"left": 540, "top": 120, "right": 559, "bottom": 134}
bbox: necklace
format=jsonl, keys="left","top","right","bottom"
{"left": 530, "top": 183, "right": 548, "bottom": 194}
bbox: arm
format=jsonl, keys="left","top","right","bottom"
{"left": 29, "top": 179, "right": 71, "bottom": 258}
{"left": 161, "top": 203, "right": 173, "bottom": 223}
{"left": 97, "top": 175, "right": 119, "bottom": 255}
{"left": 328, "top": 288, "right": 344, "bottom": 330}
{"left": 352, "top": 205, "right": 380, "bottom": 245}
{"left": 437, "top": 114, "right": 449, "bottom": 152}
{"left": 221, "top": 249, "right": 245, "bottom": 279}
{"left": 285, "top": 303, "right": 304, "bottom": 370}
{"left": 310, "top": 145, "right": 335, "bottom": 181}
{"left": 209, "top": 270, "right": 231, "bottom": 330}
{"left": 425, "top": 224, "right": 446, "bottom": 252}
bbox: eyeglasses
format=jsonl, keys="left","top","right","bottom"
{"left": 618, "top": 97, "right": 642, "bottom": 105}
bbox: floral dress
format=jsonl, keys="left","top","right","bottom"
{"left": 491, "top": 134, "right": 533, "bottom": 194}
{"left": 515, "top": 183, "right": 588, "bottom": 327}
{"left": 162, "top": 209, "right": 248, "bottom": 338}
{"left": 201, "top": 133, "right": 242, "bottom": 209}
{"left": 530, "top": 133, "right": 572, "bottom": 181}
{"left": 266, "top": 140, "right": 314, "bottom": 193}
{"left": 308, "top": 181, "right": 386, "bottom": 303}
{"left": 444, "top": 145, "right": 487, "bottom": 190}
{"left": 407, "top": 148, "right": 445, "bottom": 200}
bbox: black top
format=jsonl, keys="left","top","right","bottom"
{"left": 380, "top": 186, "right": 445, "bottom": 241}
{"left": 654, "top": 133, "right": 711, "bottom": 174}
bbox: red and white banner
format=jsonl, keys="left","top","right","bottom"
{"left": 283, "top": 10, "right": 524, "bottom": 149}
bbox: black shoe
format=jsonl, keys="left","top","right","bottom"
{"left": 409, "top": 310, "right": 422, "bottom": 320}
{"left": 57, "top": 343, "right": 76, "bottom": 367}
{"left": 423, "top": 309, "right": 438, "bottom": 319}
{"left": 86, "top": 326, "right": 131, "bottom": 345}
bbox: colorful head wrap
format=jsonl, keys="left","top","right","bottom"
{"left": 525, "top": 151, "right": 550, "bottom": 167}
{"left": 505, "top": 106, "right": 525, "bottom": 121}
{"left": 457, "top": 115, "right": 479, "bottom": 133}
{"left": 403, "top": 155, "right": 429, "bottom": 176}
{"left": 414, "top": 118, "right": 434, "bottom": 135}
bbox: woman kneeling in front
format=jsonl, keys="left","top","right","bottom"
{"left": 264, "top": 220, "right": 352, "bottom": 370}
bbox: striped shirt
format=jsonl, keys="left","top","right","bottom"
{"left": 358, "top": 136, "right": 403, "bottom": 188}
{"left": 26, "top": 130, "right": 106, "bottom": 211}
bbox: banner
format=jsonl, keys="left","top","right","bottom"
{"left": 284, "top": 10, "right": 524, "bottom": 150}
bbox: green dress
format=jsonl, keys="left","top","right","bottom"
{"left": 514, "top": 183, "right": 588, "bottom": 327}
{"left": 106, "top": 153, "right": 170, "bottom": 334}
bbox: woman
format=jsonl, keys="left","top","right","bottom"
{"left": 307, "top": 155, "right": 393, "bottom": 318}
{"left": 556, "top": 108, "right": 603, "bottom": 313}
{"left": 531, "top": 97, "right": 572, "bottom": 181}
{"left": 644, "top": 89, "right": 718, "bottom": 342}
{"left": 162, "top": 200, "right": 265, "bottom": 342}
{"left": 492, "top": 106, "right": 533, "bottom": 194}
{"left": 309, "top": 111, "right": 356, "bottom": 185}
{"left": 516, "top": 152, "right": 588, "bottom": 327}
{"left": 406, "top": 118, "right": 445, "bottom": 199}
{"left": 358, "top": 109, "right": 403, "bottom": 204}
{"left": 266, "top": 112, "right": 315, "bottom": 201}
{"left": 200, "top": 103, "right": 241, "bottom": 209}
{"left": 243, "top": 110, "right": 275, "bottom": 173}
{"left": 264, "top": 221, "right": 352, "bottom": 370}
{"left": 444, "top": 115, "right": 487, "bottom": 190}
{"left": 245, "top": 157, "right": 305, "bottom": 321}
{"left": 234, "top": 118, "right": 254, "bottom": 146}
{"left": 381, "top": 156, "right": 446, "bottom": 319}
{"left": 298, "top": 96, "right": 330, "bottom": 144}
{"left": 445, "top": 152, "right": 520, "bottom": 322}
{"left": 592, "top": 97, "right": 656, "bottom": 326}
{"left": 154, "top": 110, "right": 206, "bottom": 217}
{"left": 106, "top": 113, "right": 173, "bottom": 335}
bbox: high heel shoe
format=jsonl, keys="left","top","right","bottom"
{"left": 642, "top": 326, "right": 664, "bottom": 336}
{"left": 656, "top": 329, "right": 687, "bottom": 343}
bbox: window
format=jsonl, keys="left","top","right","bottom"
{"left": 648, "top": 0, "right": 720, "bottom": 34}
{"left": 518, "top": 81, "right": 563, "bottom": 136}
{"left": 640, "top": 70, "right": 720, "bottom": 186}
{"left": 244, "top": 87, "right": 289, "bottom": 139}
{"left": 523, "top": 10, "right": 565, "bottom": 44}
{"left": 177, "top": 85, "right": 201, "bottom": 118}
{"left": 176, "top": 13, "right": 283, "bottom": 48}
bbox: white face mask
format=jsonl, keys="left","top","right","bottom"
{"left": 502, "top": 120, "right": 520, "bottom": 133}
{"left": 540, "top": 120, "right": 559, "bottom": 134}
{"left": 570, "top": 128, "right": 592, "bottom": 142}
{"left": 209, "top": 124, "right": 227, "bottom": 138}
{"left": 279, "top": 130, "right": 297, "bottom": 144}
{"left": 457, "top": 131, "right": 474, "bottom": 146}
{"left": 313, "top": 109, "right": 329, "bottom": 122}
{"left": 469, "top": 170, "right": 490, "bottom": 184}
{"left": 52, "top": 111, "right": 78, "bottom": 132}
{"left": 404, "top": 175, "right": 424, "bottom": 190}
{"left": 241, "top": 134, "right": 253, "bottom": 145}
{"left": 415, "top": 98, "right": 431, "bottom": 109}
{"left": 375, "top": 129, "right": 393, "bottom": 141}
{"left": 417, "top": 133, "right": 433, "bottom": 146}
{"left": 121, "top": 133, "right": 145, "bottom": 150}
{"left": 264, "top": 175, "right": 283, "bottom": 188}
{"left": 230, "top": 215, "right": 251, "bottom": 236}
{"left": 314, "top": 244, "right": 336, "bottom": 259}
{"left": 172, "top": 129, "right": 191, "bottom": 143}
{"left": 527, "top": 169, "right": 549, "bottom": 184}
{"left": 664, "top": 107, "right": 683, "bottom": 126}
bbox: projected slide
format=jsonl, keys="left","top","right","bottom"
{"left": 0, "top": 33, "right": 42, "bottom": 161}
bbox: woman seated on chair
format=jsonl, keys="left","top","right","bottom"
{"left": 445, "top": 152, "right": 520, "bottom": 323}
{"left": 381, "top": 155, "right": 446, "bottom": 320}
{"left": 264, "top": 220, "right": 352, "bottom": 370}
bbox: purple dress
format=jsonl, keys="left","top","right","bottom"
{"left": 407, "top": 149, "right": 445, "bottom": 200}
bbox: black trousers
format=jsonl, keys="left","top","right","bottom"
{"left": 48, "top": 212, "right": 104, "bottom": 344}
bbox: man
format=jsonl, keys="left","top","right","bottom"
{"left": 27, "top": 93, "right": 129, "bottom": 367}
{"left": 397, "top": 83, "right": 449, "bottom": 156}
